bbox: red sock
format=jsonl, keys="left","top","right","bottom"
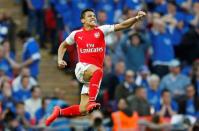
{"left": 89, "top": 69, "right": 103, "bottom": 102}
{"left": 60, "top": 105, "right": 81, "bottom": 117}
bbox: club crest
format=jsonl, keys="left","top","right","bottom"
{"left": 94, "top": 32, "right": 100, "bottom": 38}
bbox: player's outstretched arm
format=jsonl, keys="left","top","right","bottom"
{"left": 57, "top": 41, "right": 68, "bottom": 68}
{"left": 114, "top": 11, "right": 146, "bottom": 32}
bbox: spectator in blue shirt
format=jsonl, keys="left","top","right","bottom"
{"left": 2, "top": 40, "right": 20, "bottom": 78}
{"left": 0, "top": 12, "right": 9, "bottom": 43}
{"left": 15, "top": 102, "right": 31, "bottom": 127}
{"left": 17, "top": 30, "right": 41, "bottom": 79}
{"left": 91, "top": 0, "right": 116, "bottom": 24}
{"left": 35, "top": 97, "right": 48, "bottom": 125}
{"left": 70, "top": 0, "right": 91, "bottom": 29}
{"left": 114, "top": 61, "right": 126, "bottom": 84}
{"left": 13, "top": 76, "right": 32, "bottom": 102}
{"left": 3, "top": 109, "right": 25, "bottom": 131}
{"left": 179, "top": 84, "right": 199, "bottom": 117}
{"left": 54, "top": 0, "right": 72, "bottom": 30}
{"left": 176, "top": 0, "right": 187, "bottom": 7}
{"left": 2, "top": 40, "right": 15, "bottom": 60}
{"left": 147, "top": 74, "right": 161, "bottom": 108}
{"left": 155, "top": 89, "right": 178, "bottom": 118}
{"left": 115, "top": 70, "right": 137, "bottom": 100}
{"left": 150, "top": 18, "right": 175, "bottom": 78}
{"left": 186, "top": 2, "right": 199, "bottom": 27}
{"left": 121, "top": 32, "right": 150, "bottom": 72}
{"left": 135, "top": 65, "right": 150, "bottom": 88}
{"left": 165, "top": 1, "right": 189, "bottom": 45}
{"left": 160, "top": 59, "right": 190, "bottom": 98}
{"left": 26, "top": 0, "right": 45, "bottom": 48}
{"left": 154, "top": 0, "right": 168, "bottom": 15}
{"left": 113, "top": 0, "right": 124, "bottom": 23}
{"left": 0, "top": 46, "right": 13, "bottom": 78}
{"left": 97, "top": 10, "right": 108, "bottom": 26}
{"left": 1, "top": 81, "right": 16, "bottom": 112}
{"left": 176, "top": 0, "right": 193, "bottom": 12}
{"left": 124, "top": 0, "right": 143, "bottom": 11}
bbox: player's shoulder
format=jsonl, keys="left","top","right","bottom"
{"left": 68, "top": 28, "right": 84, "bottom": 40}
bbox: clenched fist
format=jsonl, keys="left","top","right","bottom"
{"left": 58, "top": 60, "right": 67, "bottom": 68}
{"left": 135, "top": 11, "right": 146, "bottom": 21}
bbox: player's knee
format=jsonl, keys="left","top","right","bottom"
{"left": 84, "top": 68, "right": 103, "bottom": 81}
{"left": 83, "top": 72, "right": 92, "bottom": 82}
{"left": 90, "top": 68, "right": 103, "bottom": 80}
{"left": 83, "top": 66, "right": 101, "bottom": 82}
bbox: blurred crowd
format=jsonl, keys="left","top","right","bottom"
{"left": 1, "top": 0, "right": 199, "bottom": 130}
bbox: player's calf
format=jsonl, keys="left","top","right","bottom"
{"left": 83, "top": 64, "right": 100, "bottom": 82}
{"left": 88, "top": 69, "right": 103, "bottom": 102}
{"left": 46, "top": 105, "right": 84, "bottom": 126}
{"left": 86, "top": 69, "right": 103, "bottom": 112}
{"left": 45, "top": 106, "right": 61, "bottom": 126}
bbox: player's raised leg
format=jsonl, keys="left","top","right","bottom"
{"left": 46, "top": 64, "right": 102, "bottom": 126}
{"left": 45, "top": 93, "right": 88, "bottom": 126}
{"left": 45, "top": 106, "right": 61, "bottom": 126}
{"left": 83, "top": 65, "right": 103, "bottom": 112}
{"left": 60, "top": 94, "right": 89, "bottom": 117}
{"left": 79, "top": 94, "right": 89, "bottom": 114}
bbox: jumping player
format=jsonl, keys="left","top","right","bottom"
{"left": 46, "top": 8, "right": 146, "bottom": 126}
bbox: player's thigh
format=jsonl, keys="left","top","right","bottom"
{"left": 83, "top": 64, "right": 100, "bottom": 82}
{"left": 79, "top": 94, "right": 89, "bottom": 113}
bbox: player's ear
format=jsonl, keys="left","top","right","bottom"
{"left": 81, "top": 18, "right": 85, "bottom": 24}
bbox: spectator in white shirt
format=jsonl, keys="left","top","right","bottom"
{"left": 25, "top": 85, "right": 41, "bottom": 122}
{"left": 12, "top": 67, "right": 37, "bottom": 92}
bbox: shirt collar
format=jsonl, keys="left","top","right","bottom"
{"left": 82, "top": 26, "right": 97, "bottom": 31}
{"left": 23, "top": 37, "right": 34, "bottom": 50}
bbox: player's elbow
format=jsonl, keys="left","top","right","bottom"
{"left": 59, "top": 41, "right": 68, "bottom": 49}
{"left": 115, "top": 25, "right": 123, "bottom": 32}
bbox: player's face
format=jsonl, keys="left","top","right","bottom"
{"left": 81, "top": 11, "right": 97, "bottom": 27}
{"left": 163, "top": 92, "right": 171, "bottom": 104}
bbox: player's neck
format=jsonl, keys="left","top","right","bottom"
{"left": 83, "top": 25, "right": 95, "bottom": 31}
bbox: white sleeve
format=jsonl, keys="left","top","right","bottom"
{"left": 65, "top": 31, "right": 76, "bottom": 45}
{"left": 98, "top": 25, "right": 115, "bottom": 36}
{"left": 31, "top": 52, "right": 41, "bottom": 60}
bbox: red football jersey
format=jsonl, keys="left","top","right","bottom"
{"left": 65, "top": 25, "right": 114, "bottom": 68}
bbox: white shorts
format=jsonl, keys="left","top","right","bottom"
{"left": 75, "top": 62, "right": 91, "bottom": 94}
{"left": 81, "top": 83, "right": 89, "bottom": 94}
{"left": 80, "top": 81, "right": 102, "bottom": 95}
